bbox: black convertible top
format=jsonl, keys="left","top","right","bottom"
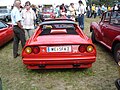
{"left": 44, "top": 18, "right": 74, "bottom": 21}
{"left": 40, "top": 20, "right": 76, "bottom": 26}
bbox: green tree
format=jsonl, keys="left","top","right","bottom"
{"left": 88, "top": 0, "right": 119, "bottom": 6}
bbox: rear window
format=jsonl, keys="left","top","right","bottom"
{"left": 40, "top": 24, "right": 78, "bottom": 35}
{"left": 43, "top": 9, "right": 53, "bottom": 13}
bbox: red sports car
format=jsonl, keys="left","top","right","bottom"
{"left": 42, "top": 8, "right": 55, "bottom": 19}
{"left": 22, "top": 19, "right": 96, "bottom": 69}
{"left": 0, "top": 21, "right": 14, "bottom": 47}
{"left": 90, "top": 10, "right": 120, "bottom": 63}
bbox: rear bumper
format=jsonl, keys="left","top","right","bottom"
{"left": 22, "top": 57, "right": 96, "bottom": 69}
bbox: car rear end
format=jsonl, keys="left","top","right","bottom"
{"left": 22, "top": 35, "right": 96, "bottom": 69}
{"left": 22, "top": 21, "right": 96, "bottom": 69}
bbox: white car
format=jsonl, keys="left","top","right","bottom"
{"left": 0, "top": 9, "right": 11, "bottom": 22}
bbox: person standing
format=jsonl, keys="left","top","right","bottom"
{"left": 118, "top": 4, "right": 120, "bottom": 11}
{"left": 55, "top": 5, "right": 60, "bottom": 17}
{"left": 11, "top": 0, "right": 26, "bottom": 58}
{"left": 98, "top": 5, "right": 101, "bottom": 16}
{"left": 101, "top": 4, "right": 106, "bottom": 13}
{"left": 86, "top": 5, "right": 91, "bottom": 18}
{"left": 21, "top": 1, "right": 36, "bottom": 39}
{"left": 60, "top": 3, "right": 67, "bottom": 17}
{"left": 90, "top": 4, "right": 96, "bottom": 18}
{"left": 69, "top": 3, "right": 76, "bottom": 21}
{"left": 78, "top": 0, "right": 85, "bottom": 30}
{"left": 108, "top": 5, "right": 111, "bottom": 11}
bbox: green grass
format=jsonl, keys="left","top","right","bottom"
{"left": 0, "top": 17, "right": 119, "bottom": 90}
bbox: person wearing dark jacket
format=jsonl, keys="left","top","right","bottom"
{"left": 60, "top": 3, "right": 67, "bottom": 16}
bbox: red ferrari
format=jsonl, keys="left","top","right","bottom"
{"left": 42, "top": 8, "right": 55, "bottom": 19}
{"left": 22, "top": 19, "right": 96, "bottom": 69}
{"left": 0, "top": 21, "right": 14, "bottom": 47}
{"left": 90, "top": 10, "right": 120, "bottom": 63}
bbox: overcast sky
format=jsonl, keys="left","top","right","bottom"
{"left": 0, "top": 0, "right": 87, "bottom": 9}
{"left": 0, "top": 0, "right": 81, "bottom": 5}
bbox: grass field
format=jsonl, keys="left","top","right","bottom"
{"left": 0, "top": 17, "right": 119, "bottom": 90}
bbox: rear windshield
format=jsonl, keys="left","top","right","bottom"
{"left": 42, "top": 9, "right": 53, "bottom": 13}
{"left": 40, "top": 24, "right": 78, "bottom": 35}
{"left": 110, "top": 11, "right": 120, "bottom": 25}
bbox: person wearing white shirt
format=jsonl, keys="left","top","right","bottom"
{"left": 69, "top": 3, "right": 76, "bottom": 21}
{"left": 78, "top": 0, "right": 85, "bottom": 30}
{"left": 115, "top": 4, "right": 118, "bottom": 10}
{"left": 11, "top": 0, "right": 26, "bottom": 58}
{"left": 21, "top": 1, "right": 36, "bottom": 39}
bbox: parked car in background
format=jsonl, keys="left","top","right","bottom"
{"left": 90, "top": 10, "right": 120, "bottom": 63}
{"left": 42, "top": 8, "right": 55, "bottom": 19}
{"left": 38, "top": 5, "right": 55, "bottom": 22}
{"left": 0, "top": 21, "right": 14, "bottom": 47}
{"left": 22, "top": 19, "right": 96, "bottom": 70}
{"left": 0, "top": 8, "right": 11, "bottom": 22}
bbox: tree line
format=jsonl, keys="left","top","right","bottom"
{"left": 87, "top": 0, "right": 120, "bottom": 6}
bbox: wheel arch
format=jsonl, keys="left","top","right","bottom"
{"left": 112, "top": 40, "right": 120, "bottom": 53}
{"left": 90, "top": 22, "right": 99, "bottom": 32}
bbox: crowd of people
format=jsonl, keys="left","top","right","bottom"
{"left": 86, "top": 3, "right": 120, "bottom": 18}
{"left": 11, "top": 0, "right": 120, "bottom": 58}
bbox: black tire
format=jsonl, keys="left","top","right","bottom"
{"left": 91, "top": 30, "right": 96, "bottom": 43}
{"left": 114, "top": 43, "right": 120, "bottom": 63}
{"left": 0, "top": 78, "right": 2, "bottom": 90}
{"left": 115, "top": 78, "right": 120, "bottom": 90}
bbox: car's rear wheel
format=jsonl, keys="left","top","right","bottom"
{"left": 114, "top": 43, "right": 120, "bottom": 63}
{"left": 91, "top": 30, "right": 96, "bottom": 43}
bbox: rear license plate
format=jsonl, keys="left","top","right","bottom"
{"left": 47, "top": 46, "right": 71, "bottom": 52}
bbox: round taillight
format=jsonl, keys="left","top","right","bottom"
{"left": 79, "top": 45, "right": 86, "bottom": 53}
{"left": 33, "top": 47, "right": 40, "bottom": 54}
{"left": 87, "top": 45, "right": 94, "bottom": 52}
{"left": 25, "top": 47, "right": 32, "bottom": 54}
